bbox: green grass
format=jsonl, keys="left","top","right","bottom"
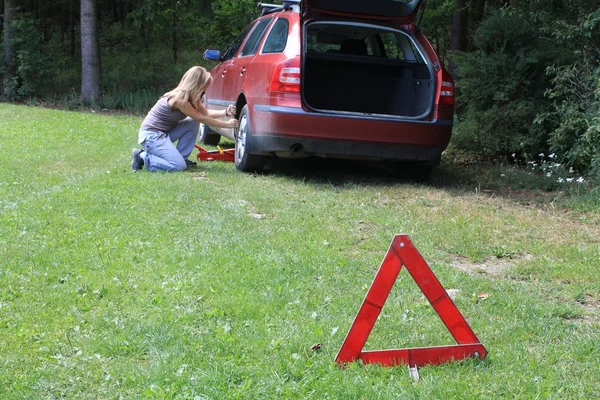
{"left": 1, "top": 103, "right": 599, "bottom": 399}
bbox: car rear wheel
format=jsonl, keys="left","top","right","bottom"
{"left": 235, "top": 105, "right": 266, "bottom": 173}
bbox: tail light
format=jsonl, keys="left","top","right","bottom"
{"left": 439, "top": 71, "right": 455, "bottom": 105}
{"left": 269, "top": 57, "right": 301, "bottom": 94}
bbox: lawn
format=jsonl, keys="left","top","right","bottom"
{"left": 0, "top": 103, "right": 599, "bottom": 399}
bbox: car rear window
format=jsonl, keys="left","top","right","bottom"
{"left": 306, "top": 23, "right": 425, "bottom": 64}
{"left": 377, "top": 31, "right": 424, "bottom": 63}
{"left": 262, "top": 18, "right": 289, "bottom": 54}
{"left": 240, "top": 18, "right": 273, "bottom": 57}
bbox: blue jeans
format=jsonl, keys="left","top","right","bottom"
{"left": 139, "top": 118, "right": 199, "bottom": 172}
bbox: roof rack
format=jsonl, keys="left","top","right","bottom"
{"left": 258, "top": 0, "right": 301, "bottom": 16}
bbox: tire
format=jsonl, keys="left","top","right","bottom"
{"left": 198, "top": 95, "right": 221, "bottom": 146}
{"left": 235, "top": 105, "right": 266, "bottom": 173}
{"left": 198, "top": 123, "right": 221, "bottom": 146}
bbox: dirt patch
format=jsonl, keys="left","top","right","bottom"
{"left": 356, "top": 221, "right": 379, "bottom": 235}
{"left": 352, "top": 221, "right": 380, "bottom": 244}
{"left": 450, "top": 253, "right": 534, "bottom": 277}
{"left": 564, "top": 312, "right": 600, "bottom": 326}
{"left": 563, "top": 294, "right": 600, "bottom": 325}
{"left": 576, "top": 295, "right": 600, "bottom": 322}
{"left": 238, "top": 200, "right": 266, "bottom": 219}
{"left": 191, "top": 172, "right": 215, "bottom": 183}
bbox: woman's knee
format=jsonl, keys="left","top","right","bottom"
{"left": 182, "top": 117, "right": 200, "bottom": 131}
{"left": 168, "top": 158, "right": 187, "bottom": 171}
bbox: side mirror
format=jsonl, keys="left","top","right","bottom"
{"left": 203, "top": 49, "right": 222, "bottom": 61}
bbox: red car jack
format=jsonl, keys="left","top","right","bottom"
{"left": 195, "top": 145, "right": 235, "bottom": 163}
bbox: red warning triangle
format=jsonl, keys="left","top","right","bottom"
{"left": 336, "top": 235, "right": 487, "bottom": 367}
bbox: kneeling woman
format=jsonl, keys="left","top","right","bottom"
{"left": 131, "top": 66, "right": 238, "bottom": 172}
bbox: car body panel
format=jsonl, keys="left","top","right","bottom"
{"left": 250, "top": 104, "right": 451, "bottom": 158}
{"left": 239, "top": 15, "right": 301, "bottom": 113}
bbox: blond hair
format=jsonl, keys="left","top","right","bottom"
{"left": 163, "top": 66, "right": 212, "bottom": 104}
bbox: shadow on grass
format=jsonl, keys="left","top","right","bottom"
{"left": 262, "top": 156, "right": 598, "bottom": 210}
{"left": 265, "top": 157, "right": 410, "bottom": 187}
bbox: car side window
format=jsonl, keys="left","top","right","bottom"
{"left": 262, "top": 19, "right": 289, "bottom": 54}
{"left": 222, "top": 23, "right": 256, "bottom": 60}
{"left": 240, "top": 18, "right": 273, "bottom": 57}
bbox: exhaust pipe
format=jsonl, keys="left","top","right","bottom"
{"left": 291, "top": 143, "right": 303, "bottom": 152}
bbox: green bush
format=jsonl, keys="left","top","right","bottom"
{"left": 5, "top": 14, "right": 51, "bottom": 99}
{"left": 451, "top": 10, "right": 558, "bottom": 158}
{"left": 542, "top": 7, "right": 600, "bottom": 178}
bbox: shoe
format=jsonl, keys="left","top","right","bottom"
{"left": 131, "top": 149, "right": 144, "bottom": 171}
{"left": 185, "top": 158, "right": 197, "bottom": 167}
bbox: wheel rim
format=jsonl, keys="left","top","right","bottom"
{"left": 236, "top": 113, "right": 248, "bottom": 163}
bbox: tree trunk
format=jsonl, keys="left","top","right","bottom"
{"left": 112, "top": 0, "right": 118, "bottom": 22}
{"left": 172, "top": 10, "right": 178, "bottom": 64}
{"left": 451, "top": 0, "right": 466, "bottom": 52}
{"left": 449, "top": 0, "right": 466, "bottom": 76}
{"left": 120, "top": 0, "right": 125, "bottom": 23}
{"left": 3, "top": 0, "right": 16, "bottom": 97}
{"left": 81, "top": 0, "right": 100, "bottom": 104}
{"left": 468, "top": 0, "right": 487, "bottom": 47}
{"left": 70, "top": 0, "right": 77, "bottom": 58}
{"left": 199, "top": 0, "right": 212, "bottom": 16}
{"left": 39, "top": 0, "right": 49, "bottom": 42}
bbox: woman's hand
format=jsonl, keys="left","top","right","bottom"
{"left": 226, "top": 105, "right": 236, "bottom": 117}
{"left": 225, "top": 118, "right": 238, "bottom": 129}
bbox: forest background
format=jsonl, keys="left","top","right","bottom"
{"left": 1, "top": 0, "right": 599, "bottom": 180}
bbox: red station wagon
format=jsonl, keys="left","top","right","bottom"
{"left": 201, "top": 0, "right": 455, "bottom": 178}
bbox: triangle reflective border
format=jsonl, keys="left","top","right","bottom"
{"left": 335, "top": 235, "right": 487, "bottom": 367}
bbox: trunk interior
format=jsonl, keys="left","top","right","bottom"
{"left": 303, "top": 22, "right": 435, "bottom": 118}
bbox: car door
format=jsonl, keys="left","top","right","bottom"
{"left": 206, "top": 23, "right": 255, "bottom": 111}
{"left": 222, "top": 18, "right": 274, "bottom": 104}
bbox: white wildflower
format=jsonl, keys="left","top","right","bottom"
{"left": 539, "top": 153, "right": 544, "bottom": 157}
{"left": 557, "top": 178, "right": 564, "bottom": 183}
{"left": 546, "top": 172, "right": 552, "bottom": 177}
{"left": 549, "top": 153, "right": 555, "bottom": 159}
{"left": 566, "top": 178, "right": 574, "bottom": 182}
{"left": 577, "top": 177, "right": 585, "bottom": 183}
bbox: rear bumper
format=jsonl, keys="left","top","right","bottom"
{"left": 249, "top": 105, "right": 452, "bottom": 163}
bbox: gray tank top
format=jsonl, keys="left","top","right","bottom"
{"left": 140, "top": 97, "right": 187, "bottom": 133}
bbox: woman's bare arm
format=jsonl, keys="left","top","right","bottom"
{"left": 175, "top": 99, "right": 237, "bottom": 128}
{"left": 195, "top": 99, "right": 228, "bottom": 118}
